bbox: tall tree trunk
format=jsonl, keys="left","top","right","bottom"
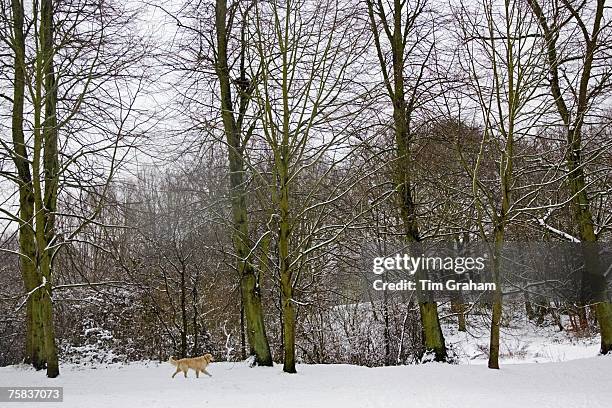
{"left": 278, "top": 159, "right": 296, "bottom": 373}
{"left": 192, "top": 271, "right": 200, "bottom": 356}
{"left": 10, "top": 0, "right": 46, "bottom": 371}
{"left": 180, "top": 264, "right": 187, "bottom": 358}
{"left": 215, "top": 0, "right": 273, "bottom": 366}
{"left": 488, "top": 136, "right": 512, "bottom": 370}
{"left": 488, "top": 143, "right": 512, "bottom": 369}
{"left": 488, "top": 294, "right": 502, "bottom": 368}
{"left": 487, "top": 0, "right": 518, "bottom": 367}
{"left": 488, "top": 237, "right": 504, "bottom": 369}
{"left": 40, "top": 0, "right": 59, "bottom": 378}
{"left": 276, "top": 8, "right": 297, "bottom": 370}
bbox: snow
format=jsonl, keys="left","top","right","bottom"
{"left": 1, "top": 357, "right": 611, "bottom": 408}
{"left": 536, "top": 216, "right": 580, "bottom": 242}
{"left": 2, "top": 302, "right": 608, "bottom": 407}
{"left": 444, "top": 314, "right": 601, "bottom": 364}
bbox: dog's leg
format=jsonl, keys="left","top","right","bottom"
{"left": 203, "top": 369, "right": 212, "bottom": 377}
{"left": 183, "top": 369, "right": 188, "bottom": 378}
{"left": 195, "top": 370, "right": 200, "bottom": 378}
{"left": 172, "top": 368, "right": 180, "bottom": 378}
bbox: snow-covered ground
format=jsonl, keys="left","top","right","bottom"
{"left": 2, "top": 307, "right": 608, "bottom": 407}
{"left": 444, "top": 314, "right": 602, "bottom": 364}
{"left": 1, "top": 356, "right": 611, "bottom": 408}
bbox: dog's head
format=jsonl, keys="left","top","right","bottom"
{"left": 204, "top": 353, "right": 213, "bottom": 363}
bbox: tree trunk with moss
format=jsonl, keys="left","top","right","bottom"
{"left": 38, "top": 0, "right": 60, "bottom": 378}
{"left": 10, "top": 0, "right": 46, "bottom": 371}
{"left": 366, "top": 0, "right": 447, "bottom": 362}
{"left": 214, "top": 0, "right": 273, "bottom": 366}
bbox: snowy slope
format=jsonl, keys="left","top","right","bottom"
{"left": 444, "top": 314, "right": 602, "bottom": 364}
{"left": 1, "top": 357, "right": 611, "bottom": 408}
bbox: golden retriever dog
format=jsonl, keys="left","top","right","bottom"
{"left": 169, "top": 354, "right": 214, "bottom": 378}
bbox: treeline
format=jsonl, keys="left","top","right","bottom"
{"left": 0, "top": 0, "right": 611, "bottom": 377}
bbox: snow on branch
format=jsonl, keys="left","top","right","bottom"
{"left": 14, "top": 276, "right": 47, "bottom": 313}
{"left": 537, "top": 210, "right": 580, "bottom": 242}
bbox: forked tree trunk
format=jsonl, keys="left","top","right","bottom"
{"left": 11, "top": 0, "right": 47, "bottom": 371}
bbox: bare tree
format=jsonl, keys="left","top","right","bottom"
{"left": 248, "top": 0, "right": 365, "bottom": 372}
{"left": 453, "top": 0, "right": 549, "bottom": 368}
{"left": 365, "top": 0, "right": 449, "bottom": 362}
{"left": 526, "top": 0, "right": 612, "bottom": 355}
{"left": 0, "top": 0, "right": 150, "bottom": 376}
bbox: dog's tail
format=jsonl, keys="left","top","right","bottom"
{"left": 168, "top": 356, "right": 178, "bottom": 367}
